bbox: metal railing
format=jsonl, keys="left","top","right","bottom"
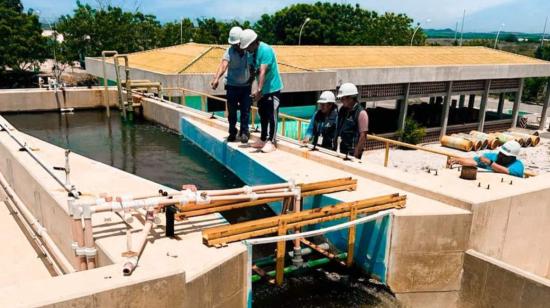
{"left": 135, "top": 86, "right": 537, "bottom": 178}
{"left": 164, "top": 87, "right": 311, "bottom": 140}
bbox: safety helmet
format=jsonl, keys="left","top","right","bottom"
{"left": 337, "top": 83, "right": 358, "bottom": 98}
{"left": 228, "top": 26, "right": 243, "bottom": 45}
{"left": 239, "top": 29, "right": 258, "bottom": 49}
{"left": 499, "top": 140, "right": 521, "bottom": 157}
{"left": 317, "top": 91, "right": 336, "bottom": 104}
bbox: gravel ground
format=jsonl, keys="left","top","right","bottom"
{"left": 363, "top": 138, "right": 550, "bottom": 174}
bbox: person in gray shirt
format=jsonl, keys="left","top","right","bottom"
{"left": 210, "top": 26, "right": 253, "bottom": 143}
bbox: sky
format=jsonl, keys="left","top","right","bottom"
{"left": 22, "top": 0, "right": 550, "bottom": 33}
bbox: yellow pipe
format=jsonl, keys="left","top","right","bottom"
{"left": 440, "top": 135, "right": 474, "bottom": 152}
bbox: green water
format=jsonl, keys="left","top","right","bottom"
{"left": 3, "top": 110, "right": 243, "bottom": 190}
{"left": 3, "top": 109, "right": 397, "bottom": 307}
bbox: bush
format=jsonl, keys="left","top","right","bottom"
{"left": 397, "top": 117, "right": 426, "bottom": 145}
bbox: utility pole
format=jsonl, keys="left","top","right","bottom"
{"left": 454, "top": 21, "right": 459, "bottom": 42}
{"left": 541, "top": 16, "right": 548, "bottom": 48}
{"left": 494, "top": 23, "right": 505, "bottom": 49}
{"left": 180, "top": 18, "right": 183, "bottom": 44}
{"left": 459, "top": 9, "right": 466, "bottom": 46}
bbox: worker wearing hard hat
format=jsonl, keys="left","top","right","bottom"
{"left": 239, "top": 29, "right": 283, "bottom": 153}
{"left": 302, "top": 91, "right": 339, "bottom": 150}
{"left": 211, "top": 26, "right": 253, "bottom": 143}
{"left": 335, "top": 83, "right": 369, "bottom": 159}
{"left": 449, "top": 140, "right": 525, "bottom": 177}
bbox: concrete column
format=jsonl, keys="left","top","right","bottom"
{"left": 440, "top": 81, "right": 454, "bottom": 139}
{"left": 511, "top": 78, "right": 524, "bottom": 128}
{"left": 397, "top": 83, "right": 411, "bottom": 131}
{"left": 429, "top": 97, "right": 435, "bottom": 104}
{"left": 468, "top": 94, "right": 475, "bottom": 109}
{"left": 497, "top": 93, "right": 505, "bottom": 118}
{"left": 478, "top": 80, "right": 492, "bottom": 132}
{"left": 459, "top": 95, "right": 465, "bottom": 108}
{"left": 539, "top": 81, "right": 550, "bottom": 130}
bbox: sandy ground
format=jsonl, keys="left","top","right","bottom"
{"left": 363, "top": 138, "right": 550, "bottom": 174}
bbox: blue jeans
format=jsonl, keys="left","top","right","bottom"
{"left": 226, "top": 85, "right": 252, "bottom": 137}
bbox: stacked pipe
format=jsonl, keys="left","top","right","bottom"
{"left": 469, "top": 131, "right": 502, "bottom": 150}
{"left": 443, "top": 130, "right": 541, "bottom": 152}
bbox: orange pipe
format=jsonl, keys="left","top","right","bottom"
{"left": 84, "top": 218, "right": 96, "bottom": 269}
{"left": 72, "top": 219, "right": 87, "bottom": 271}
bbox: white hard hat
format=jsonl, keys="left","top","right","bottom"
{"left": 317, "top": 91, "right": 336, "bottom": 104}
{"left": 337, "top": 83, "right": 358, "bottom": 98}
{"left": 499, "top": 140, "right": 521, "bottom": 157}
{"left": 228, "top": 26, "right": 243, "bottom": 45}
{"left": 239, "top": 29, "right": 258, "bottom": 49}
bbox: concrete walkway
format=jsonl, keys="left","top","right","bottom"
{"left": 0, "top": 198, "right": 51, "bottom": 288}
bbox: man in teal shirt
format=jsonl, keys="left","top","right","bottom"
{"left": 450, "top": 140, "right": 524, "bottom": 177}
{"left": 239, "top": 29, "right": 283, "bottom": 153}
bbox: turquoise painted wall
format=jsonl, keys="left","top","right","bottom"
{"left": 180, "top": 116, "right": 391, "bottom": 283}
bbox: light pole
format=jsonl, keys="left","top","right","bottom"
{"left": 410, "top": 19, "right": 430, "bottom": 46}
{"left": 541, "top": 16, "right": 548, "bottom": 48}
{"left": 459, "top": 9, "right": 466, "bottom": 46}
{"left": 298, "top": 17, "right": 311, "bottom": 45}
{"left": 494, "top": 23, "right": 505, "bottom": 49}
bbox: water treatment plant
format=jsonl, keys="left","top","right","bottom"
{"left": 0, "top": 42, "right": 549, "bottom": 308}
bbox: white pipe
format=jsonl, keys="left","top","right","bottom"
{"left": 89, "top": 190, "right": 302, "bottom": 213}
{"left": 244, "top": 209, "right": 394, "bottom": 245}
{"left": 0, "top": 171, "right": 76, "bottom": 274}
{"left": 122, "top": 208, "right": 155, "bottom": 275}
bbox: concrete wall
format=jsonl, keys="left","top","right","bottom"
{"left": 0, "top": 87, "right": 118, "bottom": 112}
{"left": 334, "top": 63, "right": 550, "bottom": 86}
{"left": 86, "top": 57, "right": 337, "bottom": 95}
{"left": 468, "top": 187, "right": 550, "bottom": 279}
{"left": 459, "top": 250, "right": 550, "bottom": 307}
{"left": 388, "top": 212, "right": 471, "bottom": 306}
{"left": 0, "top": 129, "right": 78, "bottom": 268}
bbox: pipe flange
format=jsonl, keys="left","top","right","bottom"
{"left": 249, "top": 192, "right": 258, "bottom": 201}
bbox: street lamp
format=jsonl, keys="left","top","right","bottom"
{"left": 494, "top": 23, "right": 505, "bottom": 49}
{"left": 298, "top": 17, "right": 311, "bottom": 45}
{"left": 410, "top": 19, "right": 430, "bottom": 46}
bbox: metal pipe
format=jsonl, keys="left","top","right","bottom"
{"left": 0, "top": 171, "right": 76, "bottom": 274}
{"left": 251, "top": 253, "right": 347, "bottom": 283}
{"left": 113, "top": 55, "right": 129, "bottom": 119}
{"left": 101, "top": 50, "right": 118, "bottom": 118}
{"left": 0, "top": 122, "right": 76, "bottom": 197}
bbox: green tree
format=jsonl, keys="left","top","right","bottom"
{"left": 159, "top": 18, "right": 194, "bottom": 46}
{"left": 253, "top": 2, "right": 423, "bottom": 46}
{"left": 0, "top": 0, "right": 48, "bottom": 72}
{"left": 55, "top": 2, "right": 163, "bottom": 60}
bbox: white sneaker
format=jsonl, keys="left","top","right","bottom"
{"left": 261, "top": 141, "right": 276, "bottom": 153}
{"left": 251, "top": 140, "right": 265, "bottom": 149}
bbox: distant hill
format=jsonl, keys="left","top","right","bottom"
{"left": 425, "top": 28, "right": 545, "bottom": 41}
